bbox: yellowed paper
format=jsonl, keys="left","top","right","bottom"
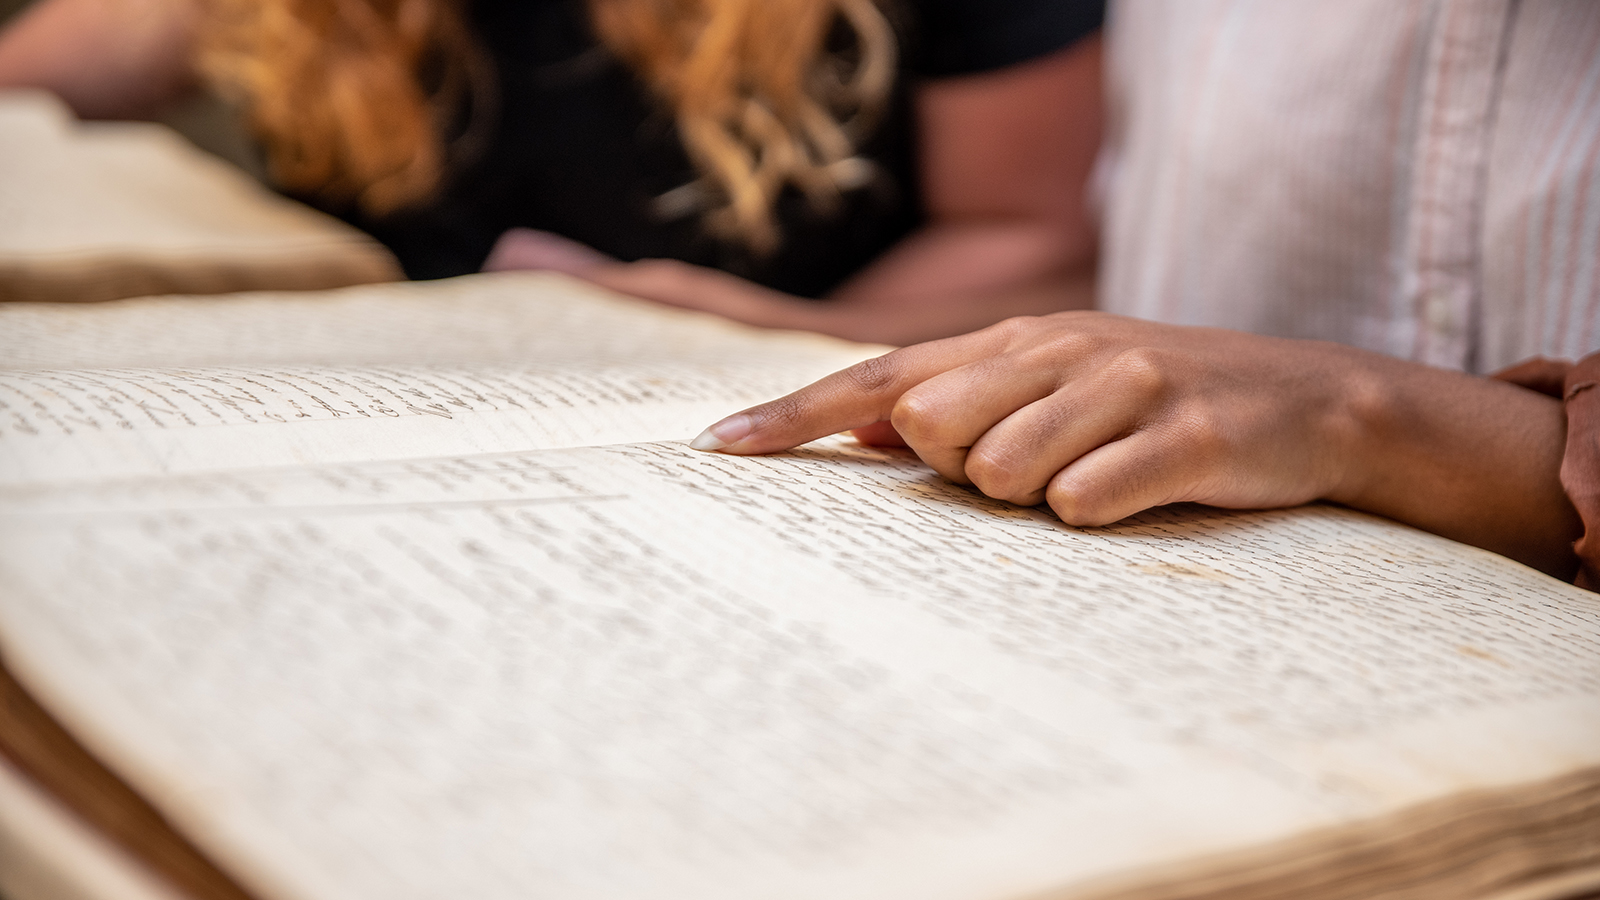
{"left": 0, "top": 274, "right": 1595, "bottom": 900}
{"left": 1, "top": 440, "right": 1595, "bottom": 900}
{"left": 0, "top": 90, "right": 399, "bottom": 302}
{"left": 0, "top": 274, "right": 883, "bottom": 484}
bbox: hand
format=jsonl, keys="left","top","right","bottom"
{"left": 0, "top": 0, "right": 200, "bottom": 119}
{"left": 484, "top": 229, "right": 1098, "bottom": 346}
{"left": 571, "top": 257, "right": 820, "bottom": 328}
{"left": 689, "top": 313, "right": 1580, "bottom": 577}
{"left": 553, "top": 252, "right": 1096, "bottom": 346}
{"left": 692, "top": 312, "right": 1370, "bottom": 524}
{"left": 482, "top": 228, "right": 828, "bottom": 329}
{"left": 482, "top": 228, "right": 617, "bottom": 274}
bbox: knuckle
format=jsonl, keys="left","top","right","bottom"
{"left": 1105, "top": 347, "right": 1172, "bottom": 398}
{"left": 843, "top": 353, "right": 902, "bottom": 396}
{"left": 966, "top": 470, "right": 1030, "bottom": 506}
{"left": 963, "top": 445, "right": 1008, "bottom": 489}
{"left": 1166, "top": 408, "right": 1228, "bottom": 461}
{"left": 1028, "top": 331, "right": 1095, "bottom": 366}
{"left": 888, "top": 391, "right": 940, "bottom": 442}
{"left": 1047, "top": 477, "right": 1118, "bottom": 527}
{"left": 964, "top": 447, "right": 1032, "bottom": 504}
{"left": 989, "top": 315, "right": 1042, "bottom": 343}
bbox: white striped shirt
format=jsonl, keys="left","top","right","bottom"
{"left": 1098, "top": 0, "right": 1600, "bottom": 375}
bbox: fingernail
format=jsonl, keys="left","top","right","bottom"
{"left": 689, "top": 414, "right": 753, "bottom": 452}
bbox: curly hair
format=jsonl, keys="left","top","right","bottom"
{"left": 196, "top": 0, "right": 895, "bottom": 254}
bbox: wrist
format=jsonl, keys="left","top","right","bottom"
{"left": 1319, "top": 347, "right": 1408, "bottom": 513}
{"left": 1317, "top": 349, "right": 1579, "bottom": 576}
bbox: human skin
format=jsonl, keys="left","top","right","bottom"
{"left": 489, "top": 36, "right": 1107, "bottom": 346}
{"left": 1, "top": 0, "right": 1104, "bottom": 345}
{"left": 689, "top": 311, "right": 1583, "bottom": 580}
{"left": 0, "top": 0, "right": 197, "bottom": 119}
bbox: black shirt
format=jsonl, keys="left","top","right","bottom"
{"left": 351, "top": 0, "right": 1104, "bottom": 296}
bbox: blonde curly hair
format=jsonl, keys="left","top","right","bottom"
{"left": 197, "top": 0, "right": 896, "bottom": 254}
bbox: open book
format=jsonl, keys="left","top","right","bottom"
{"left": 0, "top": 90, "right": 400, "bottom": 303}
{"left": 0, "top": 273, "right": 1596, "bottom": 900}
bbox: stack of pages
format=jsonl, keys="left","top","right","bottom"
{"left": 0, "top": 273, "right": 1596, "bottom": 900}
{"left": 0, "top": 90, "right": 400, "bottom": 302}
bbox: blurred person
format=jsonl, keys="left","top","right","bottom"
{"left": 0, "top": 0, "right": 1106, "bottom": 345}
{"left": 687, "top": 0, "right": 1600, "bottom": 590}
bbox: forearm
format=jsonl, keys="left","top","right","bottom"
{"left": 0, "top": 0, "right": 198, "bottom": 119}
{"left": 568, "top": 237, "right": 1097, "bottom": 347}
{"left": 815, "top": 32, "right": 1104, "bottom": 345}
{"left": 1328, "top": 352, "right": 1580, "bottom": 578}
{"left": 538, "top": 35, "right": 1104, "bottom": 344}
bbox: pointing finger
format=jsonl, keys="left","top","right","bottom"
{"left": 690, "top": 322, "right": 1028, "bottom": 455}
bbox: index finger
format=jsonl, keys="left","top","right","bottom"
{"left": 689, "top": 327, "right": 1014, "bottom": 455}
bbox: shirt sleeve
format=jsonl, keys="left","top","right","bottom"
{"left": 907, "top": 0, "right": 1106, "bottom": 78}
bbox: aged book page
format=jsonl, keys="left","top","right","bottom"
{"left": 0, "top": 91, "right": 399, "bottom": 303}
{"left": 0, "top": 272, "right": 868, "bottom": 374}
{"left": 2, "top": 273, "right": 1596, "bottom": 900}
{"left": 1, "top": 438, "right": 1595, "bottom": 900}
{"left": 0, "top": 274, "right": 884, "bottom": 485}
